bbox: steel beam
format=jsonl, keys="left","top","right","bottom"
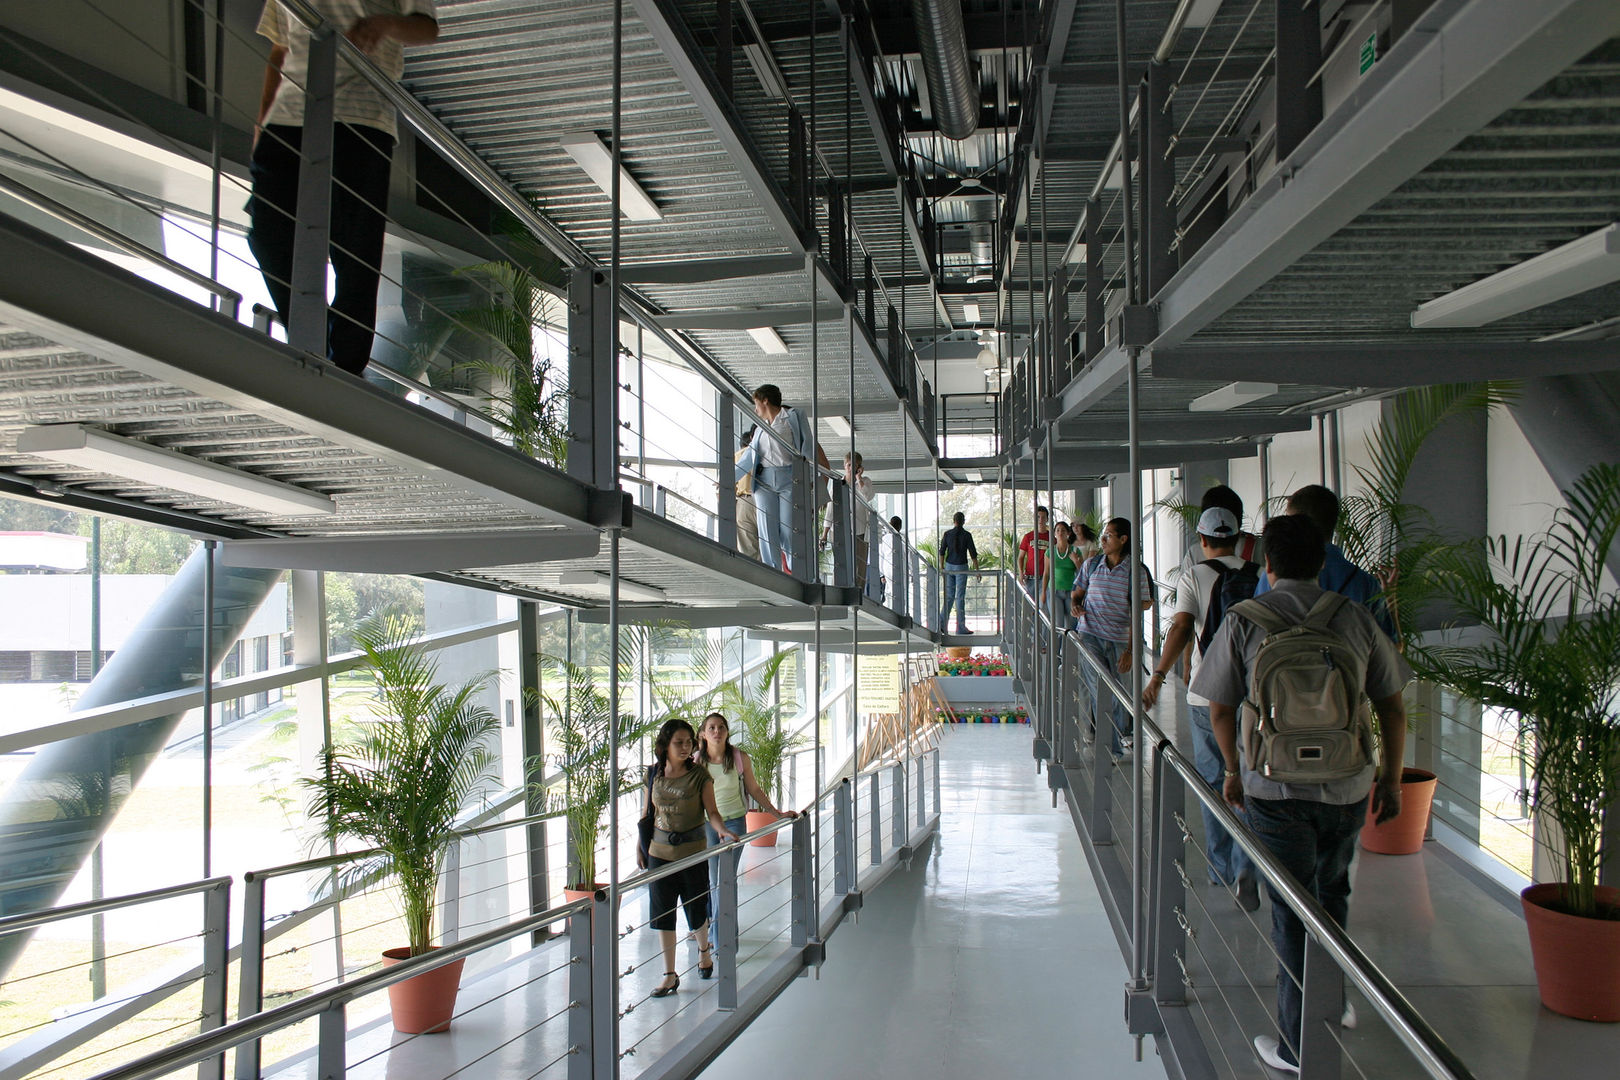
{"left": 217, "top": 529, "right": 600, "bottom": 573}
{"left": 576, "top": 604, "right": 831, "bottom": 626}
{"left": 629, "top": 0, "right": 807, "bottom": 250}
{"left": 654, "top": 303, "right": 846, "bottom": 330}
{"left": 616, "top": 254, "right": 806, "bottom": 284}
{"left": 1151, "top": 0, "right": 1620, "bottom": 352}
{"left": 1056, "top": 413, "right": 1313, "bottom": 443}
{"left": 1152, "top": 339, "right": 1620, "bottom": 386}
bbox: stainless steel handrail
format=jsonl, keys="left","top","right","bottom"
{"left": 1009, "top": 585, "right": 1476, "bottom": 1080}
{"left": 84, "top": 892, "right": 595, "bottom": 1080}
{"left": 630, "top": 812, "right": 799, "bottom": 889}
{"left": 0, "top": 173, "right": 242, "bottom": 319}
{"left": 0, "top": 876, "right": 230, "bottom": 935}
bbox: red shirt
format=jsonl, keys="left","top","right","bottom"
{"left": 1019, "top": 529, "right": 1051, "bottom": 578}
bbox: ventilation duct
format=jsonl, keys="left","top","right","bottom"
{"left": 912, "top": 0, "right": 978, "bottom": 141}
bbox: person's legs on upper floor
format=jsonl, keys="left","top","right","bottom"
{"left": 326, "top": 123, "right": 395, "bottom": 374}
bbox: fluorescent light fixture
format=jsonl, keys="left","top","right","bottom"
{"left": 557, "top": 131, "right": 663, "bottom": 222}
{"left": 1412, "top": 224, "right": 1620, "bottom": 328}
{"left": 17, "top": 423, "right": 336, "bottom": 516}
{"left": 826, "top": 415, "right": 852, "bottom": 437}
{"left": 1067, "top": 244, "right": 1087, "bottom": 265}
{"left": 558, "top": 570, "right": 667, "bottom": 602}
{"left": 963, "top": 302, "right": 981, "bottom": 323}
{"left": 1188, "top": 382, "right": 1278, "bottom": 413}
{"left": 967, "top": 470, "right": 985, "bottom": 482}
{"left": 747, "top": 325, "right": 790, "bottom": 354}
{"left": 1184, "top": 0, "right": 1224, "bottom": 30}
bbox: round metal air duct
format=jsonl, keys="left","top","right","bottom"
{"left": 913, "top": 0, "right": 978, "bottom": 141}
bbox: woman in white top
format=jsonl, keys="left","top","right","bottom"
{"left": 697, "top": 712, "right": 796, "bottom": 934}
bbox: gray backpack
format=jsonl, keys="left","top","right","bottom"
{"left": 1229, "top": 593, "right": 1374, "bottom": 783}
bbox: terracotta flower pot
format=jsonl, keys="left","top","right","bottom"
{"left": 381, "top": 947, "right": 464, "bottom": 1034}
{"left": 746, "top": 809, "right": 779, "bottom": 847}
{"left": 1359, "top": 767, "right": 1438, "bottom": 855}
{"left": 563, "top": 884, "right": 604, "bottom": 904}
{"left": 945, "top": 646, "right": 972, "bottom": 659}
{"left": 1521, "top": 883, "right": 1620, "bottom": 1022}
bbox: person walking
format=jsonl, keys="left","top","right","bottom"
{"left": 636, "top": 719, "right": 737, "bottom": 998}
{"left": 1191, "top": 514, "right": 1409, "bottom": 1074}
{"left": 1047, "top": 522, "right": 1084, "bottom": 632}
{"left": 1070, "top": 517, "right": 1153, "bottom": 762}
{"left": 938, "top": 512, "right": 979, "bottom": 634}
{"left": 734, "top": 429, "right": 759, "bottom": 560}
{"left": 1143, "top": 506, "right": 1261, "bottom": 910}
{"left": 1255, "top": 485, "right": 1396, "bottom": 640}
{"left": 248, "top": 1, "right": 439, "bottom": 375}
{"left": 1018, "top": 506, "right": 1051, "bottom": 598}
{"left": 744, "top": 384, "right": 812, "bottom": 575}
{"left": 696, "top": 713, "right": 796, "bottom": 936}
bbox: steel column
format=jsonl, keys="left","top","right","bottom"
{"left": 790, "top": 814, "right": 811, "bottom": 949}
{"left": 198, "top": 881, "right": 230, "bottom": 1080}
{"left": 567, "top": 896, "right": 595, "bottom": 1080}
{"left": 833, "top": 780, "right": 853, "bottom": 896}
{"left": 716, "top": 845, "right": 739, "bottom": 1011}
{"left": 316, "top": 1003, "right": 346, "bottom": 1080}
{"left": 1275, "top": 0, "right": 1325, "bottom": 161}
{"left": 519, "top": 601, "right": 550, "bottom": 940}
{"left": 1298, "top": 934, "right": 1345, "bottom": 1080}
{"left": 715, "top": 398, "right": 737, "bottom": 550}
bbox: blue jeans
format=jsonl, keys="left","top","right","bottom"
{"left": 1187, "top": 704, "right": 1252, "bottom": 886}
{"left": 705, "top": 815, "right": 748, "bottom": 933}
{"left": 1078, "top": 632, "right": 1131, "bottom": 755}
{"left": 940, "top": 562, "right": 970, "bottom": 630}
{"left": 753, "top": 464, "right": 796, "bottom": 574}
{"left": 1245, "top": 795, "right": 1366, "bottom": 1069}
{"left": 1051, "top": 589, "right": 1075, "bottom": 632}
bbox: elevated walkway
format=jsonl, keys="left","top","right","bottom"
{"left": 702, "top": 726, "right": 1149, "bottom": 1079}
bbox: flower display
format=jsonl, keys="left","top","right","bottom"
{"left": 933, "top": 706, "right": 1029, "bottom": 725}
{"left": 935, "top": 652, "right": 1010, "bottom": 677}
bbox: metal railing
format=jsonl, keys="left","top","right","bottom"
{"left": 1002, "top": 579, "right": 1476, "bottom": 1080}
{"left": 82, "top": 746, "right": 942, "bottom": 1080}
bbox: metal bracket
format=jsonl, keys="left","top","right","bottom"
{"left": 1116, "top": 305, "right": 1158, "bottom": 348}
{"left": 842, "top": 890, "right": 864, "bottom": 914}
{"left": 801, "top": 939, "right": 827, "bottom": 967}
{"left": 1125, "top": 983, "right": 1165, "bottom": 1037}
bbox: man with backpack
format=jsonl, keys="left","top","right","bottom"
{"left": 1191, "top": 514, "right": 1410, "bottom": 1076}
{"left": 1143, "top": 506, "right": 1261, "bottom": 911}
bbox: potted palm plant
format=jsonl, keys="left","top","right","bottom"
{"left": 718, "top": 651, "right": 806, "bottom": 846}
{"left": 533, "top": 654, "right": 661, "bottom": 899}
{"left": 301, "top": 614, "right": 499, "bottom": 1034}
{"left": 1425, "top": 462, "right": 1620, "bottom": 1021}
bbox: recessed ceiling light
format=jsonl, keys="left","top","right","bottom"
{"left": 1412, "top": 223, "right": 1620, "bottom": 328}
{"left": 1188, "top": 382, "right": 1278, "bottom": 413}
{"left": 558, "top": 570, "right": 667, "bottom": 602}
{"left": 746, "top": 326, "right": 790, "bottom": 354}
{"left": 963, "top": 303, "right": 981, "bottom": 323}
{"left": 558, "top": 131, "right": 663, "bottom": 222}
{"left": 16, "top": 424, "right": 336, "bottom": 516}
{"left": 826, "top": 416, "right": 852, "bottom": 437}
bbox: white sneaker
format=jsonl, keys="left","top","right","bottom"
{"left": 1341, "top": 1001, "right": 1357, "bottom": 1029}
{"left": 1254, "top": 1035, "right": 1299, "bottom": 1075}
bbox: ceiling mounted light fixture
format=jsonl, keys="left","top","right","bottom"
{"left": 558, "top": 570, "right": 667, "bottom": 602}
{"left": 746, "top": 326, "right": 790, "bottom": 354}
{"left": 826, "top": 415, "right": 852, "bottom": 437}
{"left": 1411, "top": 223, "right": 1620, "bottom": 328}
{"left": 1188, "top": 382, "right": 1278, "bottom": 413}
{"left": 976, "top": 346, "right": 999, "bottom": 369}
{"left": 16, "top": 423, "right": 336, "bottom": 516}
{"left": 558, "top": 131, "right": 663, "bottom": 222}
{"left": 963, "top": 302, "right": 981, "bottom": 323}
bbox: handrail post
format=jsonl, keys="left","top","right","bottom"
{"left": 833, "top": 780, "right": 853, "bottom": 896}
{"left": 1299, "top": 935, "right": 1345, "bottom": 1080}
{"left": 869, "top": 771, "right": 882, "bottom": 866}
{"left": 891, "top": 761, "right": 905, "bottom": 850}
{"left": 316, "top": 1002, "right": 346, "bottom": 1080}
{"left": 1152, "top": 750, "right": 1186, "bottom": 1006}
{"left": 1090, "top": 671, "right": 1114, "bottom": 843}
{"left": 198, "top": 880, "right": 231, "bottom": 1080}
{"left": 591, "top": 892, "right": 614, "bottom": 1080}
{"left": 916, "top": 751, "right": 927, "bottom": 831}
{"left": 234, "top": 874, "right": 266, "bottom": 1080}
{"left": 932, "top": 748, "right": 940, "bottom": 818}
{"left": 790, "top": 814, "right": 811, "bottom": 949}
{"left": 567, "top": 893, "right": 595, "bottom": 1080}
{"left": 716, "top": 845, "right": 739, "bottom": 1011}
{"left": 441, "top": 840, "right": 462, "bottom": 945}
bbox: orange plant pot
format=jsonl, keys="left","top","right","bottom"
{"left": 746, "top": 810, "right": 780, "bottom": 847}
{"left": 381, "top": 947, "right": 464, "bottom": 1034}
{"left": 944, "top": 646, "right": 972, "bottom": 659}
{"left": 1359, "top": 768, "right": 1437, "bottom": 855}
{"left": 1521, "top": 883, "right": 1620, "bottom": 1022}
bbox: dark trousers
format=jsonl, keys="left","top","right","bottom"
{"left": 247, "top": 122, "right": 395, "bottom": 374}
{"left": 645, "top": 856, "right": 710, "bottom": 932}
{"left": 1245, "top": 795, "right": 1365, "bottom": 1068}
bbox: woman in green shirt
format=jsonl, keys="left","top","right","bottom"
{"left": 1048, "top": 521, "right": 1084, "bottom": 631}
{"left": 698, "top": 712, "right": 796, "bottom": 938}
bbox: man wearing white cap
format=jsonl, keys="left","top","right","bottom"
{"left": 1143, "top": 505, "right": 1261, "bottom": 911}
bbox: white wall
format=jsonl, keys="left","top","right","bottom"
{"left": 0, "top": 577, "right": 288, "bottom": 651}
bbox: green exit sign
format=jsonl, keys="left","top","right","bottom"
{"left": 1359, "top": 32, "right": 1378, "bottom": 75}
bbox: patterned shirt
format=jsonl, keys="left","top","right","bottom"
{"left": 1074, "top": 554, "right": 1154, "bottom": 644}
{"left": 258, "top": 1, "right": 437, "bottom": 139}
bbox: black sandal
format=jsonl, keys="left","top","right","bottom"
{"left": 651, "top": 972, "right": 679, "bottom": 998}
{"left": 698, "top": 946, "right": 714, "bottom": 980}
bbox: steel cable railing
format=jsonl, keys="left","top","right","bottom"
{"left": 1003, "top": 579, "right": 1477, "bottom": 1080}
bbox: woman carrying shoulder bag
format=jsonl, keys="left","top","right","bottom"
{"left": 637, "top": 718, "right": 737, "bottom": 998}
{"left": 697, "top": 712, "right": 797, "bottom": 935}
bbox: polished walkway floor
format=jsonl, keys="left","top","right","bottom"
{"left": 701, "top": 726, "right": 1151, "bottom": 1079}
